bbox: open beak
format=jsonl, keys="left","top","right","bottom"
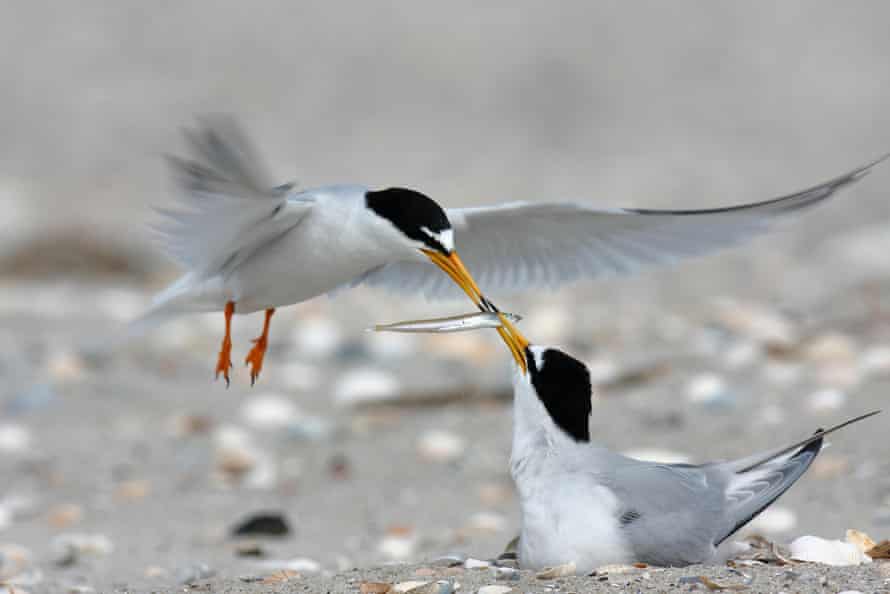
{"left": 422, "top": 249, "right": 529, "bottom": 372}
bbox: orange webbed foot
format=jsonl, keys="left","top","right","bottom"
{"left": 245, "top": 308, "right": 275, "bottom": 386}
{"left": 216, "top": 301, "right": 235, "bottom": 387}
{"left": 215, "top": 336, "right": 233, "bottom": 386}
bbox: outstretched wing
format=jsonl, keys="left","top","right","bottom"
{"left": 358, "top": 156, "right": 886, "bottom": 299}
{"left": 150, "top": 116, "right": 313, "bottom": 278}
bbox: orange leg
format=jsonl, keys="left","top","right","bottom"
{"left": 215, "top": 301, "right": 235, "bottom": 386}
{"left": 245, "top": 308, "right": 275, "bottom": 386}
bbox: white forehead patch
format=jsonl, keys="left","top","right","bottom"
{"left": 529, "top": 345, "right": 546, "bottom": 371}
{"left": 421, "top": 227, "right": 454, "bottom": 252}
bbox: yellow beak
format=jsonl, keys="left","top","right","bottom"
{"left": 422, "top": 249, "right": 530, "bottom": 372}
{"left": 494, "top": 312, "right": 530, "bottom": 373}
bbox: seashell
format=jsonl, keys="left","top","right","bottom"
{"left": 463, "top": 558, "right": 490, "bottom": 569}
{"left": 535, "top": 561, "right": 576, "bottom": 578}
{"left": 789, "top": 535, "right": 872, "bottom": 566}
{"left": 254, "top": 557, "right": 321, "bottom": 573}
{"left": 845, "top": 529, "right": 876, "bottom": 554}
{"left": 477, "top": 586, "right": 514, "bottom": 594}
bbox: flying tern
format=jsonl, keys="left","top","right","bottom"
{"left": 375, "top": 312, "right": 879, "bottom": 572}
{"left": 144, "top": 116, "right": 884, "bottom": 384}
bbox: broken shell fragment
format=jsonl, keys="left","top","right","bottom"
{"left": 535, "top": 561, "right": 576, "bottom": 578}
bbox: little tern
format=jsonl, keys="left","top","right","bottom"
{"left": 145, "top": 116, "right": 884, "bottom": 384}
{"left": 144, "top": 118, "right": 491, "bottom": 384}
{"left": 374, "top": 313, "right": 879, "bottom": 571}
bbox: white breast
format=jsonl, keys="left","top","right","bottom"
{"left": 225, "top": 186, "right": 395, "bottom": 312}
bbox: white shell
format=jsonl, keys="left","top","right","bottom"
{"left": 789, "top": 535, "right": 872, "bottom": 566}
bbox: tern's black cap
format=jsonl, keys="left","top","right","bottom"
{"left": 526, "top": 347, "right": 593, "bottom": 442}
{"left": 365, "top": 187, "right": 451, "bottom": 253}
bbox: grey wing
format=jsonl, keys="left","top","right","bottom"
{"left": 605, "top": 461, "right": 729, "bottom": 566}
{"left": 358, "top": 156, "right": 885, "bottom": 299}
{"left": 150, "top": 116, "right": 313, "bottom": 278}
{"left": 712, "top": 410, "right": 879, "bottom": 545}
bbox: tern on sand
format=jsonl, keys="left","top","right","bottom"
{"left": 143, "top": 116, "right": 886, "bottom": 383}
{"left": 375, "top": 313, "right": 879, "bottom": 572}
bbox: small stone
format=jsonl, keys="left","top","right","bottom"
{"left": 231, "top": 512, "right": 291, "bottom": 537}
{"left": 748, "top": 506, "right": 796, "bottom": 534}
{"left": 807, "top": 388, "right": 847, "bottom": 413}
{"left": 477, "top": 586, "right": 513, "bottom": 594}
{"left": 241, "top": 394, "right": 300, "bottom": 430}
{"left": 417, "top": 429, "right": 466, "bottom": 463}
{"left": 334, "top": 368, "right": 401, "bottom": 407}
{"left": 291, "top": 317, "right": 343, "bottom": 359}
{"left": 0, "top": 424, "right": 31, "bottom": 453}
{"left": 175, "top": 562, "right": 216, "bottom": 584}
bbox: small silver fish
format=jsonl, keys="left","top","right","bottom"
{"left": 370, "top": 311, "right": 522, "bottom": 334}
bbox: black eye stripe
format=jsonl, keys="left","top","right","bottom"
{"left": 365, "top": 187, "right": 452, "bottom": 254}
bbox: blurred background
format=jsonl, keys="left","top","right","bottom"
{"left": 2, "top": 2, "right": 890, "bottom": 591}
